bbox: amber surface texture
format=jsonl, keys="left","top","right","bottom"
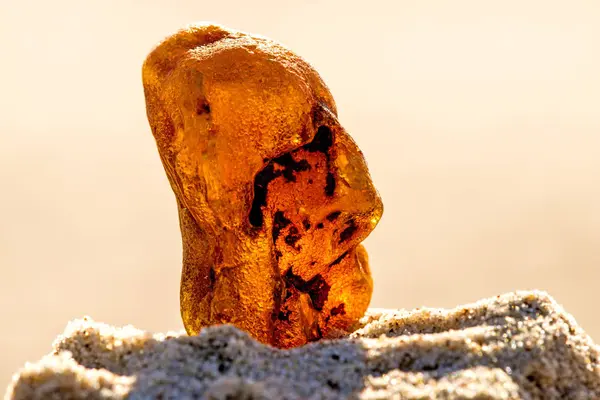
{"left": 142, "top": 23, "right": 383, "bottom": 348}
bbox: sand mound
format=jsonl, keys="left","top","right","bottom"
{"left": 5, "top": 291, "right": 600, "bottom": 399}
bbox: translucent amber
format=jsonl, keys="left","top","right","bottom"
{"left": 142, "top": 23, "right": 383, "bottom": 348}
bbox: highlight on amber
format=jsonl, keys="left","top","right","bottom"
{"left": 142, "top": 23, "right": 383, "bottom": 348}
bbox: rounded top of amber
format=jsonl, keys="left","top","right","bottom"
{"left": 143, "top": 23, "right": 339, "bottom": 228}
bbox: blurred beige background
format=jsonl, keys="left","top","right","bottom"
{"left": 1, "top": 0, "right": 599, "bottom": 388}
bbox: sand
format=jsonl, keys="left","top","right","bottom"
{"left": 5, "top": 290, "right": 600, "bottom": 399}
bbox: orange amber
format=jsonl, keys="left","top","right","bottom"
{"left": 143, "top": 23, "right": 383, "bottom": 348}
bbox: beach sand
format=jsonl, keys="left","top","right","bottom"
{"left": 5, "top": 290, "right": 600, "bottom": 399}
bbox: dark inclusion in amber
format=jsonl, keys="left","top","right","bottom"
{"left": 142, "top": 23, "right": 383, "bottom": 348}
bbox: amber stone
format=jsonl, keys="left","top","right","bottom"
{"left": 143, "top": 23, "right": 383, "bottom": 348}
